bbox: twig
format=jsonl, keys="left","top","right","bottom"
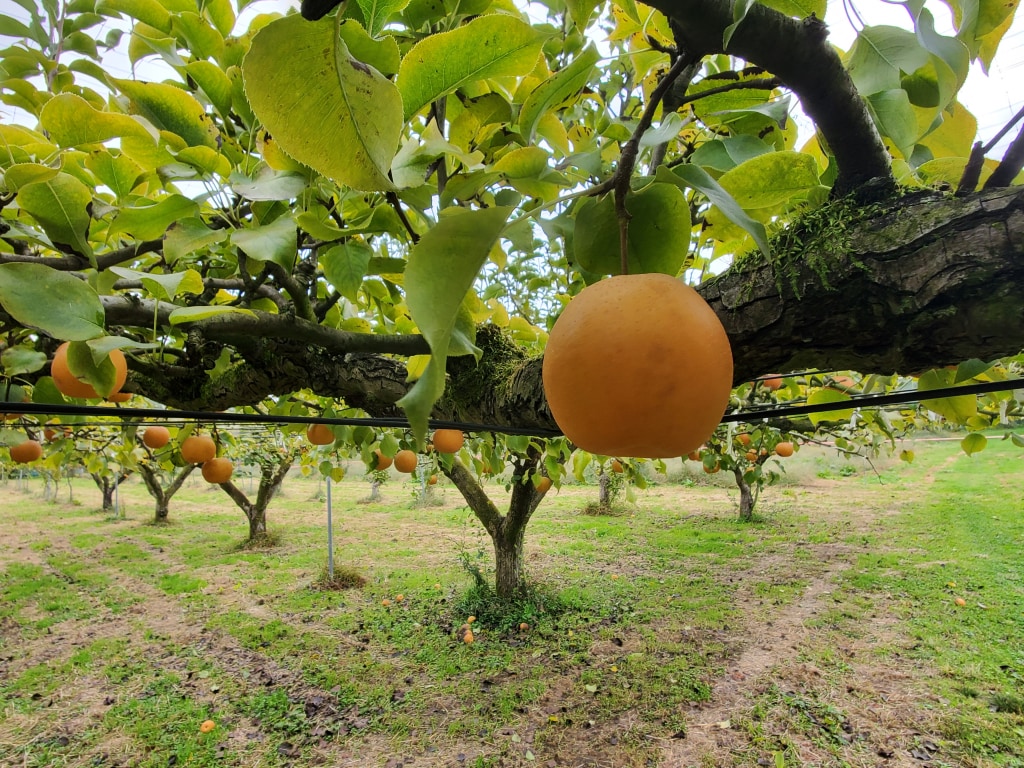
{"left": 982, "top": 103, "right": 1024, "bottom": 154}
{"left": 678, "top": 76, "right": 781, "bottom": 105}
{"left": 612, "top": 52, "right": 702, "bottom": 274}
{"left": 386, "top": 191, "right": 420, "bottom": 243}
{"left": 955, "top": 141, "right": 985, "bottom": 196}
{"left": 984, "top": 123, "right": 1024, "bottom": 189}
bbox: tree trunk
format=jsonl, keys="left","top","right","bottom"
{"left": 100, "top": 481, "right": 114, "bottom": 511}
{"left": 733, "top": 467, "right": 755, "bottom": 521}
{"left": 155, "top": 500, "right": 170, "bottom": 522}
{"left": 493, "top": 525, "right": 525, "bottom": 599}
{"left": 137, "top": 463, "right": 195, "bottom": 523}
{"left": 598, "top": 472, "right": 611, "bottom": 506}
{"left": 442, "top": 452, "right": 547, "bottom": 599}
{"left": 248, "top": 508, "right": 267, "bottom": 539}
{"left": 218, "top": 455, "right": 294, "bottom": 542}
{"left": 91, "top": 471, "right": 131, "bottom": 512}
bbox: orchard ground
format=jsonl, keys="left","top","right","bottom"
{"left": 1, "top": 437, "right": 1022, "bottom": 768}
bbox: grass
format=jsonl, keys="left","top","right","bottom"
{"left": 0, "top": 435, "right": 1021, "bottom": 766}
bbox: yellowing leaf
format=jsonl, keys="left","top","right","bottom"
{"left": 519, "top": 44, "right": 599, "bottom": 142}
{"left": 397, "top": 15, "right": 547, "bottom": 121}
{"left": 919, "top": 368, "right": 976, "bottom": 423}
{"left": 243, "top": 14, "right": 402, "bottom": 192}
{"left": 111, "top": 79, "right": 219, "bottom": 148}
{"left": 961, "top": 432, "right": 987, "bottom": 455}
{"left": 40, "top": 94, "right": 155, "bottom": 148}
{"left": 807, "top": 388, "right": 855, "bottom": 426}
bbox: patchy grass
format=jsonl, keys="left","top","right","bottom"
{"left": 0, "top": 436, "right": 1021, "bottom": 767}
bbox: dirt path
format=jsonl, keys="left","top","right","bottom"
{"left": 661, "top": 509, "right": 944, "bottom": 767}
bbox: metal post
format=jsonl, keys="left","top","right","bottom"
{"left": 326, "top": 476, "right": 334, "bottom": 580}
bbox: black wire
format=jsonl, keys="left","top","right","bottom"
{"left": 1, "top": 378, "right": 1020, "bottom": 437}
{"left": 722, "top": 378, "right": 1021, "bottom": 422}
{"left": 0, "top": 403, "right": 563, "bottom": 438}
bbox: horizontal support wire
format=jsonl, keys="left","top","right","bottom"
{"left": 0, "top": 379, "right": 1021, "bottom": 439}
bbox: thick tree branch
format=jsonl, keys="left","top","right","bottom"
{"left": 0, "top": 240, "right": 162, "bottom": 270}
{"left": 644, "top": 0, "right": 892, "bottom": 193}
{"left": 442, "top": 458, "right": 503, "bottom": 537}
{"left": 100, "top": 295, "right": 429, "bottom": 356}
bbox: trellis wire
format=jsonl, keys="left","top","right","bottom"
{"left": 0, "top": 378, "right": 1021, "bottom": 438}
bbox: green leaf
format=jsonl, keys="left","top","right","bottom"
{"left": 110, "top": 78, "right": 219, "bottom": 148}
{"left": 15, "top": 173, "right": 94, "bottom": 261}
{"left": 867, "top": 89, "right": 919, "bottom": 157}
{"left": 65, "top": 340, "right": 118, "bottom": 398}
{"left": 0, "top": 264, "right": 105, "bottom": 340}
{"left": 108, "top": 194, "right": 199, "bottom": 241}
{"left": 625, "top": 183, "right": 691, "bottom": 274}
{"left": 573, "top": 183, "right": 691, "bottom": 276}
{"left": 658, "top": 165, "right": 769, "bottom": 255}
{"left": 954, "top": 358, "right": 993, "bottom": 383}
{"left": 170, "top": 12, "right": 224, "bottom": 61}
{"left": 566, "top": 0, "right": 600, "bottom": 27}
{"left": 1, "top": 162, "right": 60, "bottom": 191}
{"left": 322, "top": 241, "right": 373, "bottom": 301}
{"left": 807, "top": 388, "right": 855, "bottom": 426}
{"left": 846, "top": 25, "right": 929, "bottom": 96}
{"left": 338, "top": 19, "right": 401, "bottom": 75}
{"left": 714, "top": 150, "right": 819, "bottom": 210}
{"left": 918, "top": 368, "right": 976, "bottom": 422}
{"left": 518, "top": 44, "right": 599, "bottom": 143}
{"left": 165, "top": 217, "right": 228, "bottom": 264}
{"left": 243, "top": 14, "right": 402, "bottom": 192}
{"left": 398, "top": 207, "right": 510, "bottom": 442}
{"left": 1010, "top": 432, "right": 1024, "bottom": 449}
{"left": 690, "top": 136, "right": 772, "bottom": 172}
{"left": 96, "top": 0, "right": 172, "bottom": 32}
{"left": 30, "top": 377, "right": 67, "bottom": 406}
{"left": 84, "top": 150, "right": 144, "bottom": 200}
{"left": 110, "top": 266, "right": 204, "bottom": 301}
{"left": 723, "top": 0, "right": 755, "bottom": 48}
{"left": 168, "top": 306, "right": 256, "bottom": 325}
{"left": 1, "top": 346, "right": 47, "bottom": 376}
{"left": 230, "top": 167, "right": 308, "bottom": 201}
{"left": 355, "top": 0, "right": 411, "bottom": 37}
{"left": 638, "top": 112, "right": 686, "bottom": 147}
{"left": 397, "top": 14, "right": 546, "bottom": 121}
{"left": 185, "top": 61, "right": 234, "bottom": 114}
{"left": 961, "top": 432, "right": 987, "bottom": 455}
{"left": 231, "top": 217, "right": 297, "bottom": 271}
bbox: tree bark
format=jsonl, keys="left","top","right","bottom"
{"left": 91, "top": 471, "right": 131, "bottom": 512}
{"left": 137, "top": 463, "right": 195, "bottom": 523}
{"left": 218, "top": 457, "right": 293, "bottom": 541}
{"left": 442, "top": 453, "right": 546, "bottom": 598}
{"left": 598, "top": 472, "right": 611, "bottom": 507}
{"left": 732, "top": 467, "right": 755, "bottom": 521}
{"left": 644, "top": 0, "right": 892, "bottom": 194}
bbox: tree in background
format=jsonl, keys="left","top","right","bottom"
{"left": 1, "top": 0, "right": 1023, "bottom": 595}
